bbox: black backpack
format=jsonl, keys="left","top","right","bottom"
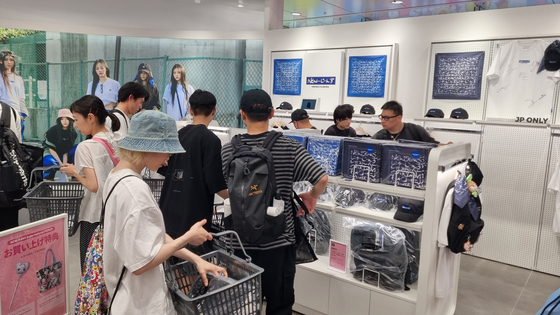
{"left": 445, "top": 180, "right": 484, "bottom": 253}
{"left": 0, "top": 102, "right": 31, "bottom": 206}
{"left": 224, "top": 131, "right": 285, "bottom": 245}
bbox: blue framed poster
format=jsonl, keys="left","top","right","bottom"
{"left": 347, "top": 55, "right": 387, "bottom": 98}
{"left": 273, "top": 59, "right": 302, "bottom": 95}
{"left": 433, "top": 51, "right": 485, "bottom": 100}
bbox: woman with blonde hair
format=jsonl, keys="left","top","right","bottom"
{"left": 102, "top": 110, "right": 226, "bottom": 314}
{"left": 163, "top": 64, "right": 194, "bottom": 121}
{"left": 87, "top": 59, "right": 121, "bottom": 110}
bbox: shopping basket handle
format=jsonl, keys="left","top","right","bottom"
{"left": 210, "top": 231, "right": 252, "bottom": 263}
{"left": 27, "top": 166, "right": 62, "bottom": 190}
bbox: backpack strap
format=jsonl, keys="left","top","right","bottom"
{"left": 108, "top": 265, "right": 127, "bottom": 315}
{"left": 262, "top": 130, "right": 282, "bottom": 150}
{"left": 92, "top": 137, "right": 120, "bottom": 167}
{"left": 110, "top": 109, "right": 129, "bottom": 129}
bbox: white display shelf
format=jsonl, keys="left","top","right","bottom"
{"left": 327, "top": 175, "right": 342, "bottom": 184}
{"left": 316, "top": 201, "right": 336, "bottom": 211}
{"left": 298, "top": 256, "right": 418, "bottom": 304}
{"left": 335, "top": 178, "right": 426, "bottom": 200}
{"left": 334, "top": 206, "right": 423, "bottom": 232}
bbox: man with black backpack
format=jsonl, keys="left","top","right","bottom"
{"left": 221, "top": 89, "right": 328, "bottom": 315}
{"left": 0, "top": 101, "right": 24, "bottom": 231}
{"left": 105, "top": 82, "right": 150, "bottom": 143}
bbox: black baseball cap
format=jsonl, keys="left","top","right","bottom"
{"left": 277, "top": 101, "right": 293, "bottom": 110}
{"left": 360, "top": 104, "right": 375, "bottom": 115}
{"left": 240, "top": 89, "right": 273, "bottom": 113}
{"left": 465, "top": 160, "right": 483, "bottom": 186}
{"left": 290, "top": 109, "right": 309, "bottom": 123}
{"left": 450, "top": 108, "right": 469, "bottom": 119}
{"left": 425, "top": 108, "right": 444, "bottom": 118}
{"left": 394, "top": 198, "right": 424, "bottom": 222}
{"left": 138, "top": 63, "right": 151, "bottom": 74}
{"left": 544, "top": 40, "right": 560, "bottom": 72}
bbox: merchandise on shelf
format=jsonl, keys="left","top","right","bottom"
{"left": 365, "top": 193, "right": 399, "bottom": 212}
{"left": 334, "top": 186, "right": 366, "bottom": 208}
{"left": 307, "top": 135, "right": 344, "bottom": 176}
{"left": 293, "top": 181, "right": 313, "bottom": 195}
{"left": 300, "top": 209, "right": 332, "bottom": 255}
{"left": 342, "top": 138, "right": 384, "bottom": 183}
{"left": 344, "top": 217, "right": 408, "bottom": 292}
{"left": 381, "top": 143, "right": 432, "bottom": 189}
{"left": 318, "top": 183, "right": 336, "bottom": 203}
{"left": 394, "top": 198, "right": 425, "bottom": 222}
{"left": 397, "top": 228, "right": 421, "bottom": 286}
{"left": 283, "top": 132, "right": 310, "bottom": 149}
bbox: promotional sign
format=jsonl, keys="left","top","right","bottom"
{"left": 301, "top": 50, "right": 345, "bottom": 112}
{"left": 0, "top": 214, "right": 69, "bottom": 315}
{"left": 328, "top": 240, "right": 348, "bottom": 273}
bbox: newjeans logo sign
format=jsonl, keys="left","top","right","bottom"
{"left": 307, "top": 77, "right": 336, "bottom": 85}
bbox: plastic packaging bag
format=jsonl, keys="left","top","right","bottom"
{"left": 381, "top": 143, "right": 432, "bottom": 190}
{"left": 293, "top": 181, "right": 313, "bottom": 195}
{"left": 342, "top": 139, "right": 383, "bottom": 183}
{"left": 365, "top": 193, "right": 399, "bottom": 212}
{"left": 300, "top": 209, "right": 332, "bottom": 255}
{"left": 318, "top": 183, "right": 336, "bottom": 203}
{"left": 334, "top": 186, "right": 366, "bottom": 208}
{"left": 344, "top": 217, "right": 408, "bottom": 291}
{"left": 397, "top": 228, "right": 421, "bottom": 285}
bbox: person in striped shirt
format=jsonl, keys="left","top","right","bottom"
{"left": 221, "top": 89, "right": 328, "bottom": 315}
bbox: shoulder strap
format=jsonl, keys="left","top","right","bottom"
{"left": 110, "top": 109, "right": 129, "bottom": 129}
{"left": 230, "top": 134, "right": 242, "bottom": 151}
{"left": 1, "top": 102, "right": 13, "bottom": 129}
{"left": 175, "top": 90, "right": 183, "bottom": 118}
{"left": 263, "top": 130, "right": 282, "bottom": 150}
{"left": 108, "top": 265, "right": 127, "bottom": 315}
{"left": 292, "top": 190, "right": 310, "bottom": 216}
{"left": 92, "top": 137, "right": 119, "bottom": 167}
{"left": 100, "top": 174, "right": 135, "bottom": 223}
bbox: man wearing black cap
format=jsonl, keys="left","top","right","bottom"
{"left": 290, "top": 109, "right": 317, "bottom": 130}
{"left": 372, "top": 100, "right": 440, "bottom": 144}
{"left": 221, "top": 89, "right": 328, "bottom": 315}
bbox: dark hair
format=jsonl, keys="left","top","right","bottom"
{"left": 91, "top": 59, "right": 110, "bottom": 96}
{"left": 189, "top": 89, "right": 216, "bottom": 117}
{"left": 333, "top": 104, "right": 354, "bottom": 124}
{"left": 244, "top": 109, "right": 270, "bottom": 123}
{"left": 170, "top": 64, "right": 188, "bottom": 106}
{"left": 117, "top": 82, "right": 150, "bottom": 103}
{"left": 70, "top": 95, "right": 120, "bottom": 133}
{"left": 380, "top": 101, "right": 403, "bottom": 116}
{"left": 56, "top": 116, "right": 75, "bottom": 130}
{"left": 134, "top": 70, "right": 156, "bottom": 96}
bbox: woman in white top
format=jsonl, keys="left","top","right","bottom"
{"left": 163, "top": 64, "right": 194, "bottom": 121}
{"left": 0, "top": 50, "right": 28, "bottom": 138}
{"left": 60, "top": 95, "right": 122, "bottom": 268}
{"left": 103, "top": 110, "right": 226, "bottom": 315}
{"left": 87, "top": 59, "right": 121, "bottom": 111}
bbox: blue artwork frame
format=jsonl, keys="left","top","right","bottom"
{"left": 347, "top": 55, "right": 387, "bottom": 98}
{"left": 273, "top": 59, "right": 302, "bottom": 95}
{"left": 433, "top": 51, "right": 485, "bottom": 100}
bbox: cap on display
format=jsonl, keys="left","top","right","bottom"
{"left": 544, "top": 40, "right": 560, "bottom": 72}
{"left": 394, "top": 198, "right": 425, "bottom": 222}
{"left": 360, "top": 104, "right": 375, "bottom": 115}
{"left": 425, "top": 108, "right": 444, "bottom": 118}
{"left": 450, "top": 108, "right": 469, "bottom": 119}
{"left": 289, "top": 109, "right": 309, "bottom": 123}
{"left": 239, "top": 89, "right": 273, "bottom": 113}
{"left": 277, "top": 101, "right": 293, "bottom": 110}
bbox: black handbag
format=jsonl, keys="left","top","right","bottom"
{"left": 291, "top": 190, "right": 318, "bottom": 264}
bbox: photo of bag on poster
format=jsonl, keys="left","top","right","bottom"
{"left": 36, "top": 249, "right": 62, "bottom": 293}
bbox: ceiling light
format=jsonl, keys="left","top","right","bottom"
{"left": 238, "top": 0, "right": 243, "bottom": 7}
{"left": 392, "top": 0, "right": 403, "bottom": 3}
{"left": 292, "top": 12, "right": 301, "bottom": 16}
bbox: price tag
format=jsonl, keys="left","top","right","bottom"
{"left": 328, "top": 240, "right": 348, "bottom": 273}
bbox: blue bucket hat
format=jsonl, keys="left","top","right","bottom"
{"left": 117, "top": 110, "right": 185, "bottom": 154}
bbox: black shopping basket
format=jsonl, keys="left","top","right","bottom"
{"left": 23, "top": 167, "right": 84, "bottom": 236}
{"left": 164, "top": 231, "right": 263, "bottom": 315}
{"left": 143, "top": 177, "right": 164, "bottom": 203}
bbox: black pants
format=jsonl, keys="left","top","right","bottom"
{"left": 0, "top": 204, "right": 19, "bottom": 231}
{"left": 80, "top": 221, "right": 100, "bottom": 268}
{"left": 236, "top": 245, "right": 296, "bottom": 315}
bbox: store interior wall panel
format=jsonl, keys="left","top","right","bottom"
{"left": 472, "top": 125, "right": 550, "bottom": 269}
{"left": 423, "top": 121, "right": 482, "bottom": 162}
{"left": 535, "top": 134, "right": 560, "bottom": 276}
{"left": 425, "top": 41, "right": 492, "bottom": 121}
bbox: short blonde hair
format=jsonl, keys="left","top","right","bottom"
{"left": 116, "top": 148, "right": 146, "bottom": 165}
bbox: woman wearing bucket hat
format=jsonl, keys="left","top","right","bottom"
{"left": 133, "top": 63, "right": 161, "bottom": 111}
{"left": 42, "top": 108, "right": 78, "bottom": 180}
{"left": 0, "top": 50, "right": 28, "bottom": 138}
{"left": 102, "top": 110, "right": 226, "bottom": 315}
{"left": 60, "top": 95, "right": 122, "bottom": 268}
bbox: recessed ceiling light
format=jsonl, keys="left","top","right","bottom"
{"left": 238, "top": 4, "right": 243, "bottom": 7}
{"left": 292, "top": 12, "right": 301, "bottom": 16}
{"left": 392, "top": 0, "right": 403, "bottom": 3}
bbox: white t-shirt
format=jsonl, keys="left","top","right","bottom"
{"left": 486, "top": 40, "right": 555, "bottom": 120}
{"left": 104, "top": 108, "right": 130, "bottom": 143}
{"left": 103, "top": 169, "right": 176, "bottom": 315}
{"left": 87, "top": 78, "right": 120, "bottom": 106}
{"left": 0, "top": 104, "right": 21, "bottom": 143}
{"left": 547, "top": 160, "right": 560, "bottom": 236}
{"left": 163, "top": 83, "right": 194, "bottom": 121}
{"left": 435, "top": 188, "right": 456, "bottom": 299}
{"left": 0, "top": 73, "right": 28, "bottom": 115}
{"left": 74, "top": 131, "right": 117, "bottom": 223}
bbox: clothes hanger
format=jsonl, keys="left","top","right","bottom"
{"left": 355, "top": 123, "right": 369, "bottom": 136}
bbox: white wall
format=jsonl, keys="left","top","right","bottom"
{"left": 262, "top": 5, "right": 560, "bottom": 119}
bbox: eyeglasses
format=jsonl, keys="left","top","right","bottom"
{"left": 379, "top": 114, "right": 399, "bottom": 121}
{"left": 100, "top": 84, "right": 103, "bottom": 93}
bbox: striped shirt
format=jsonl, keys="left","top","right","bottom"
{"left": 221, "top": 131, "right": 327, "bottom": 250}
